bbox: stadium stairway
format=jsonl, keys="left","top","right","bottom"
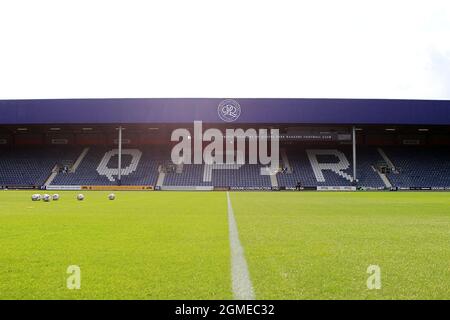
{"left": 43, "top": 165, "right": 59, "bottom": 187}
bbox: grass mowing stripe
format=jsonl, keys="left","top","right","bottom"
{"left": 226, "top": 192, "right": 255, "bottom": 300}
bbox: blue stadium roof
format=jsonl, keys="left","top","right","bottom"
{"left": 0, "top": 98, "right": 449, "bottom": 125}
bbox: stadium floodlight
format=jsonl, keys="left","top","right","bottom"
{"left": 42, "top": 194, "right": 51, "bottom": 202}
{"left": 77, "top": 194, "right": 85, "bottom": 201}
{"left": 108, "top": 193, "right": 116, "bottom": 200}
{"left": 52, "top": 194, "right": 60, "bottom": 200}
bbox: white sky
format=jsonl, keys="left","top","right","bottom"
{"left": 0, "top": 0, "right": 449, "bottom": 99}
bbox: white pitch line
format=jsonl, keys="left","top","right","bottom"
{"left": 226, "top": 191, "right": 255, "bottom": 300}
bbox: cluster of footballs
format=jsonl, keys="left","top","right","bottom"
{"left": 31, "top": 193, "right": 60, "bottom": 201}
{"left": 31, "top": 193, "right": 116, "bottom": 201}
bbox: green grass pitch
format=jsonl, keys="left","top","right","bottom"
{"left": 0, "top": 191, "right": 449, "bottom": 300}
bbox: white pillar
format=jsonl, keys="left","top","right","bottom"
{"left": 352, "top": 126, "right": 357, "bottom": 183}
{"left": 118, "top": 126, "right": 123, "bottom": 183}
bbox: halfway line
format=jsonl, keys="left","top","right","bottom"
{"left": 226, "top": 191, "right": 255, "bottom": 300}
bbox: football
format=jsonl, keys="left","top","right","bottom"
{"left": 77, "top": 194, "right": 85, "bottom": 201}
{"left": 52, "top": 194, "right": 60, "bottom": 201}
{"left": 31, "top": 194, "right": 41, "bottom": 201}
{"left": 108, "top": 193, "right": 115, "bottom": 200}
{"left": 42, "top": 194, "right": 51, "bottom": 202}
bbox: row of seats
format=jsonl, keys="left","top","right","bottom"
{"left": 1, "top": 146, "right": 449, "bottom": 188}
{"left": 163, "top": 164, "right": 272, "bottom": 187}
{"left": 52, "top": 147, "right": 160, "bottom": 186}
{"left": 384, "top": 147, "right": 450, "bottom": 188}
{"left": 0, "top": 147, "right": 82, "bottom": 186}
{"left": 278, "top": 147, "right": 386, "bottom": 188}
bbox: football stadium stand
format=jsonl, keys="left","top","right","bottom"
{"left": 1, "top": 98, "right": 449, "bottom": 191}
{"left": 1, "top": 145, "right": 450, "bottom": 190}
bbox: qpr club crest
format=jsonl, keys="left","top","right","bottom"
{"left": 218, "top": 99, "right": 241, "bottom": 122}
